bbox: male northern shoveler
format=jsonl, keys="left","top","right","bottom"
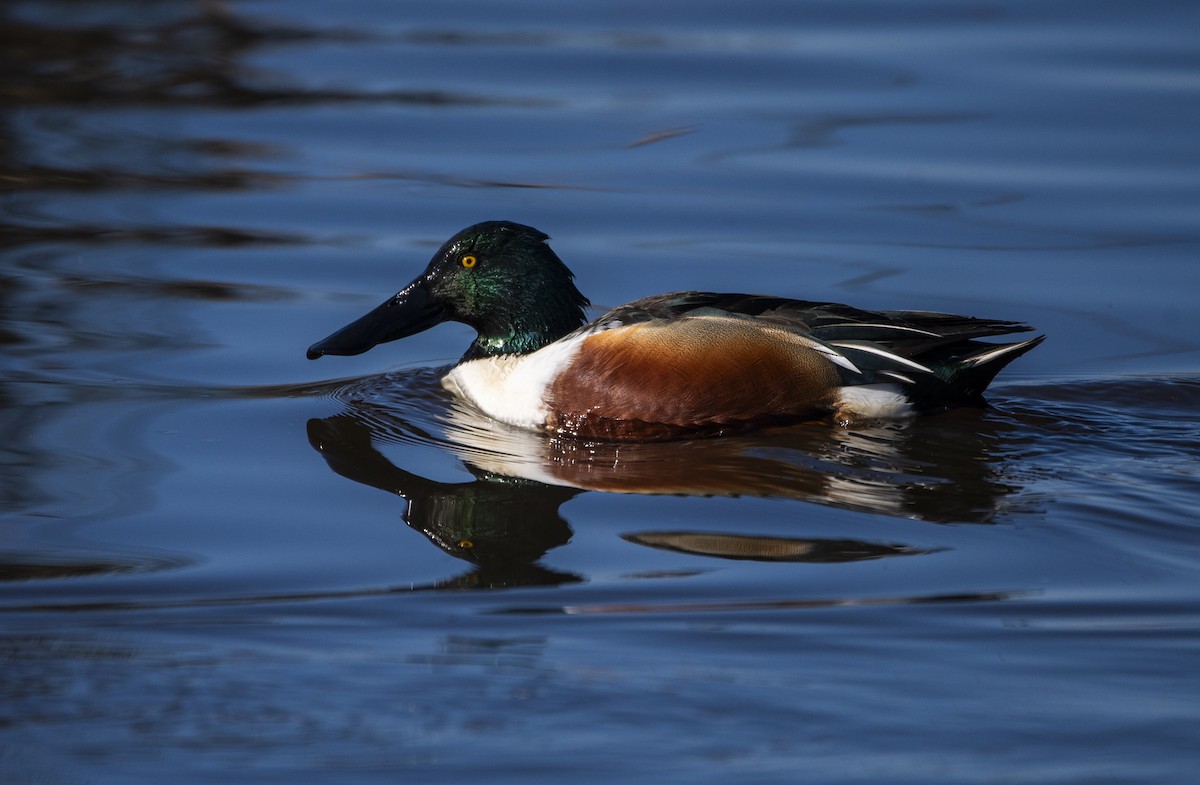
{"left": 308, "top": 221, "right": 1043, "bottom": 439}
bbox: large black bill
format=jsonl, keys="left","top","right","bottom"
{"left": 307, "top": 280, "right": 444, "bottom": 360}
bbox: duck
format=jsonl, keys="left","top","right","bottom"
{"left": 307, "top": 221, "right": 1043, "bottom": 440}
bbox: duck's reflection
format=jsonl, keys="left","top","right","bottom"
{"left": 307, "top": 413, "right": 582, "bottom": 589}
{"left": 307, "top": 370, "right": 1033, "bottom": 588}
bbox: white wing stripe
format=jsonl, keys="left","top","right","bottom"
{"left": 964, "top": 343, "right": 1023, "bottom": 366}
{"left": 795, "top": 335, "right": 861, "bottom": 374}
{"left": 828, "top": 342, "right": 934, "bottom": 373}
{"left": 878, "top": 370, "right": 917, "bottom": 385}
{"left": 826, "top": 323, "right": 942, "bottom": 337}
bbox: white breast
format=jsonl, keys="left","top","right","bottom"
{"left": 442, "top": 332, "right": 589, "bottom": 430}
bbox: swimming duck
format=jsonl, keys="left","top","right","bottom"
{"left": 308, "top": 221, "right": 1043, "bottom": 439}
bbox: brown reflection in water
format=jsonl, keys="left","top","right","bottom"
{"left": 306, "top": 368, "right": 1037, "bottom": 587}
{"left": 622, "top": 532, "right": 938, "bottom": 563}
{"left": 0, "top": 0, "right": 547, "bottom": 193}
{"left": 429, "top": 394, "right": 1033, "bottom": 522}
{"left": 0, "top": 0, "right": 569, "bottom": 255}
{"left": 0, "top": 2, "right": 288, "bottom": 200}
{"left": 0, "top": 3, "right": 358, "bottom": 517}
{"left": 0, "top": 2, "right": 534, "bottom": 112}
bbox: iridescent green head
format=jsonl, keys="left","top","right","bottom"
{"left": 307, "top": 221, "right": 590, "bottom": 362}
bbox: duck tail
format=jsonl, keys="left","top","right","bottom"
{"left": 945, "top": 334, "right": 1045, "bottom": 402}
{"left": 841, "top": 334, "right": 1044, "bottom": 414}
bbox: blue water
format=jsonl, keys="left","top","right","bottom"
{"left": 3, "top": 1, "right": 1199, "bottom": 783}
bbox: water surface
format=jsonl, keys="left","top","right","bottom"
{"left": 3, "top": 1, "right": 1199, "bottom": 783}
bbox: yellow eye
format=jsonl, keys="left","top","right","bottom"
{"left": 461, "top": 255, "right": 477, "bottom": 268}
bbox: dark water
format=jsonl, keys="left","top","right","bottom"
{"left": 3, "top": 1, "right": 1199, "bottom": 783}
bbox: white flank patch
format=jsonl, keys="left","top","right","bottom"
{"left": 442, "top": 332, "right": 589, "bottom": 429}
{"left": 836, "top": 384, "right": 915, "bottom": 420}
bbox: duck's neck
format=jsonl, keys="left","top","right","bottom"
{"left": 462, "top": 306, "right": 587, "bottom": 362}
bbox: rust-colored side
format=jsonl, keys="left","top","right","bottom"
{"left": 544, "top": 317, "right": 841, "bottom": 439}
